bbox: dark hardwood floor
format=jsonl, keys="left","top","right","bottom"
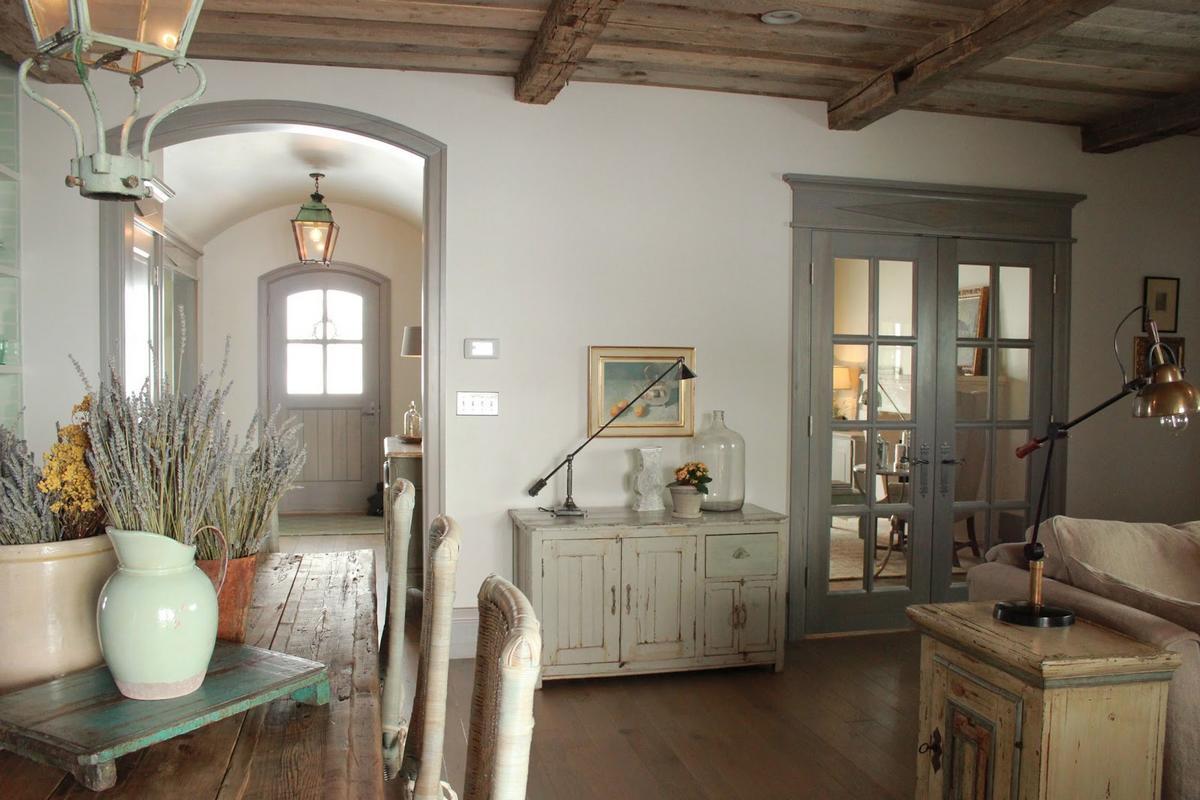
{"left": 393, "top": 632, "right": 921, "bottom": 800}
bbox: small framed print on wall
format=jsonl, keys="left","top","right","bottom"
{"left": 1143, "top": 276, "right": 1180, "bottom": 333}
{"left": 587, "top": 346, "right": 696, "bottom": 437}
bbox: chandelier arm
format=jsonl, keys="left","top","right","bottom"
{"left": 73, "top": 38, "right": 110, "bottom": 160}
{"left": 118, "top": 79, "right": 144, "bottom": 158}
{"left": 17, "top": 59, "right": 85, "bottom": 161}
{"left": 140, "top": 60, "right": 207, "bottom": 162}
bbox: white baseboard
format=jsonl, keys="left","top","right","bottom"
{"left": 450, "top": 606, "right": 480, "bottom": 660}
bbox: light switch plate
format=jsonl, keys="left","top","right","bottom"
{"left": 464, "top": 338, "right": 500, "bottom": 359}
{"left": 457, "top": 391, "right": 499, "bottom": 416}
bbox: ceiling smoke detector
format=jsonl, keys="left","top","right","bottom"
{"left": 760, "top": 9, "right": 804, "bottom": 24}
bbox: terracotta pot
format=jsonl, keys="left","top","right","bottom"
{"left": 669, "top": 485, "right": 704, "bottom": 518}
{"left": 0, "top": 535, "right": 117, "bottom": 692}
{"left": 197, "top": 554, "right": 258, "bottom": 643}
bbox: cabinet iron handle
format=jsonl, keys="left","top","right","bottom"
{"left": 625, "top": 584, "right": 631, "bottom": 614}
{"left": 732, "top": 547, "right": 750, "bottom": 559}
{"left": 739, "top": 603, "right": 748, "bottom": 627}
{"left": 611, "top": 586, "right": 616, "bottom": 615}
{"left": 918, "top": 728, "right": 943, "bottom": 773}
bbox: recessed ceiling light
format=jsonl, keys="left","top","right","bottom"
{"left": 760, "top": 9, "right": 804, "bottom": 25}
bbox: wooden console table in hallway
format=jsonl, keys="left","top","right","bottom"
{"left": 0, "top": 550, "right": 383, "bottom": 800}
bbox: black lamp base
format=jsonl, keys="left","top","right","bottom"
{"left": 993, "top": 601, "right": 1075, "bottom": 628}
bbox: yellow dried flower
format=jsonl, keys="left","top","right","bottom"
{"left": 39, "top": 396, "right": 104, "bottom": 540}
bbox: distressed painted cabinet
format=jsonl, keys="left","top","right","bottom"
{"left": 907, "top": 603, "right": 1180, "bottom": 800}
{"left": 511, "top": 505, "right": 787, "bottom": 682}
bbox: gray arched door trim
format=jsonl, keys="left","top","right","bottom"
{"left": 99, "top": 100, "right": 447, "bottom": 530}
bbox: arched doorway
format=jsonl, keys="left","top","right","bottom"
{"left": 98, "top": 100, "right": 447, "bottom": 530}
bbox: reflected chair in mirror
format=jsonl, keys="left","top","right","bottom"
{"left": 951, "top": 429, "right": 986, "bottom": 568}
{"left": 462, "top": 575, "right": 541, "bottom": 800}
{"left": 382, "top": 478, "right": 416, "bottom": 777}
{"left": 401, "top": 516, "right": 462, "bottom": 800}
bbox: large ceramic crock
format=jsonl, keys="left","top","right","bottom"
{"left": 97, "top": 528, "right": 224, "bottom": 700}
{"left": 0, "top": 535, "right": 117, "bottom": 692}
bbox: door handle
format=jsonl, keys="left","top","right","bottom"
{"left": 938, "top": 443, "right": 955, "bottom": 497}
{"left": 625, "top": 584, "right": 632, "bottom": 614}
{"left": 611, "top": 586, "right": 616, "bottom": 616}
{"left": 739, "top": 603, "right": 748, "bottom": 627}
{"left": 912, "top": 444, "right": 931, "bottom": 498}
{"left": 919, "top": 728, "right": 943, "bottom": 773}
{"left": 362, "top": 402, "right": 378, "bottom": 417}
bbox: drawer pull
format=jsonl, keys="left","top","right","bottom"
{"left": 732, "top": 547, "right": 750, "bottom": 559}
{"left": 918, "top": 728, "right": 942, "bottom": 773}
{"left": 626, "top": 584, "right": 632, "bottom": 614}
{"left": 611, "top": 586, "right": 616, "bottom": 616}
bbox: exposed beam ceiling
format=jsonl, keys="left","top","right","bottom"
{"left": 1082, "top": 87, "right": 1200, "bottom": 153}
{"left": 827, "top": 0, "right": 1120, "bottom": 131}
{"left": 515, "top": 0, "right": 624, "bottom": 104}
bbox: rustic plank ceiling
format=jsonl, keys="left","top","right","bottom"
{"left": 2, "top": 0, "right": 1199, "bottom": 152}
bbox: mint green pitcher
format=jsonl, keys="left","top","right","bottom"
{"left": 97, "top": 527, "right": 228, "bottom": 700}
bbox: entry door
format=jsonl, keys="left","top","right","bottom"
{"left": 268, "top": 270, "right": 383, "bottom": 513}
{"left": 931, "top": 240, "right": 1054, "bottom": 602}
{"left": 806, "top": 232, "right": 939, "bottom": 633}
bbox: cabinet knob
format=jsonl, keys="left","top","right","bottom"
{"left": 918, "top": 728, "right": 942, "bottom": 773}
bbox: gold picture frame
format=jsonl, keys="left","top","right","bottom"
{"left": 956, "top": 286, "right": 990, "bottom": 376}
{"left": 587, "top": 346, "right": 696, "bottom": 437}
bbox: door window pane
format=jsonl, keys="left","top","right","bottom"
{"left": 287, "top": 343, "right": 324, "bottom": 394}
{"left": 125, "top": 224, "right": 154, "bottom": 394}
{"left": 875, "top": 345, "right": 913, "bottom": 419}
{"left": 954, "top": 428, "right": 990, "bottom": 502}
{"left": 958, "top": 264, "right": 991, "bottom": 339}
{"left": 997, "top": 348, "right": 1031, "bottom": 420}
{"left": 957, "top": 345, "right": 988, "bottom": 379}
{"left": 325, "top": 290, "right": 363, "bottom": 341}
{"left": 287, "top": 290, "right": 324, "bottom": 340}
{"left": 878, "top": 260, "right": 913, "bottom": 337}
{"left": 955, "top": 372, "right": 990, "bottom": 421}
{"left": 833, "top": 345, "right": 869, "bottom": 421}
{"left": 832, "top": 429, "right": 868, "bottom": 505}
{"left": 834, "top": 258, "right": 869, "bottom": 335}
{"left": 829, "top": 515, "right": 864, "bottom": 593}
{"left": 326, "top": 343, "right": 363, "bottom": 394}
{"left": 951, "top": 510, "right": 987, "bottom": 582}
{"left": 994, "top": 429, "right": 1030, "bottom": 502}
{"left": 998, "top": 266, "right": 1031, "bottom": 339}
{"left": 874, "top": 513, "right": 910, "bottom": 590}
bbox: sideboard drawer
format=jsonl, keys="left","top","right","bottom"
{"left": 706, "top": 533, "right": 778, "bottom": 578}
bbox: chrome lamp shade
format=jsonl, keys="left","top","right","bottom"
{"left": 18, "top": 0, "right": 208, "bottom": 200}
{"left": 291, "top": 173, "right": 340, "bottom": 265}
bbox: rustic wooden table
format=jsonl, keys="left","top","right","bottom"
{"left": 0, "top": 550, "right": 383, "bottom": 800}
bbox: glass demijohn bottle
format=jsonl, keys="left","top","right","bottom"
{"left": 692, "top": 410, "right": 745, "bottom": 511}
{"left": 403, "top": 401, "right": 422, "bottom": 441}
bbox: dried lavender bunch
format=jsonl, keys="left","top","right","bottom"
{"left": 85, "top": 361, "right": 233, "bottom": 546}
{"left": 0, "top": 425, "right": 61, "bottom": 545}
{"left": 197, "top": 411, "right": 306, "bottom": 560}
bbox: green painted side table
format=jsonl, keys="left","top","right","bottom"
{"left": 0, "top": 642, "right": 329, "bottom": 791}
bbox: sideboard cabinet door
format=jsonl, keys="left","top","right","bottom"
{"left": 703, "top": 582, "right": 739, "bottom": 656}
{"left": 739, "top": 579, "right": 776, "bottom": 654}
{"left": 541, "top": 539, "right": 621, "bottom": 667}
{"left": 621, "top": 536, "right": 697, "bottom": 663}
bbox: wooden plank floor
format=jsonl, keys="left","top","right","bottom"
{"left": 391, "top": 631, "right": 920, "bottom": 800}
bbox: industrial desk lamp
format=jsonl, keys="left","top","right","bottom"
{"left": 528, "top": 357, "right": 697, "bottom": 517}
{"left": 995, "top": 306, "right": 1200, "bottom": 627}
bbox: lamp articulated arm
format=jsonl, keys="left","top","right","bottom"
{"left": 528, "top": 357, "right": 690, "bottom": 498}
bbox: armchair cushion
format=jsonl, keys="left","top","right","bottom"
{"left": 1068, "top": 557, "right": 1200, "bottom": 633}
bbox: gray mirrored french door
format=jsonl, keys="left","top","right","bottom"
{"left": 804, "top": 234, "right": 1054, "bottom": 633}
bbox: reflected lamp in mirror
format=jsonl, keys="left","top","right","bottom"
{"left": 832, "top": 365, "right": 858, "bottom": 419}
{"left": 401, "top": 326, "right": 422, "bottom": 358}
{"left": 291, "top": 173, "right": 340, "bottom": 265}
{"left": 832, "top": 366, "right": 853, "bottom": 390}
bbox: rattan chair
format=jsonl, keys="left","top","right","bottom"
{"left": 381, "top": 478, "right": 416, "bottom": 777}
{"left": 400, "top": 516, "right": 462, "bottom": 800}
{"left": 462, "top": 575, "right": 541, "bottom": 800}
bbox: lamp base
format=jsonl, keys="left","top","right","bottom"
{"left": 993, "top": 601, "right": 1075, "bottom": 628}
{"left": 538, "top": 504, "right": 587, "bottom": 518}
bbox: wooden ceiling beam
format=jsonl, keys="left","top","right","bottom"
{"left": 515, "top": 0, "right": 624, "bottom": 104}
{"left": 1081, "top": 87, "right": 1200, "bottom": 153}
{"left": 826, "top": 0, "right": 1119, "bottom": 131}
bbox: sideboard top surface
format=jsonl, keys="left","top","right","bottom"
{"left": 908, "top": 602, "right": 1182, "bottom": 686}
{"left": 510, "top": 504, "right": 786, "bottom": 532}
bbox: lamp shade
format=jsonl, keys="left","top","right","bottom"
{"left": 1133, "top": 363, "right": 1200, "bottom": 419}
{"left": 291, "top": 173, "right": 340, "bottom": 265}
{"left": 832, "top": 366, "right": 853, "bottom": 390}
{"left": 401, "top": 326, "right": 422, "bottom": 357}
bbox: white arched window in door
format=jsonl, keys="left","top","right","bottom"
{"left": 286, "top": 288, "right": 364, "bottom": 395}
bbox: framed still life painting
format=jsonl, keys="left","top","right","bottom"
{"left": 956, "top": 286, "right": 989, "bottom": 376}
{"left": 587, "top": 346, "right": 696, "bottom": 437}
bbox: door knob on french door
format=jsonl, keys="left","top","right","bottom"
{"left": 911, "top": 444, "right": 931, "bottom": 497}
{"left": 362, "top": 402, "right": 378, "bottom": 417}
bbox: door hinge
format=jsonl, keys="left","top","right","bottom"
{"left": 807, "top": 415, "right": 813, "bottom": 437}
{"left": 803, "top": 566, "right": 808, "bottom": 587}
{"left": 540, "top": 559, "right": 544, "bottom": 578}
{"left": 809, "top": 262, "right": 814, "bottom": 285}
{"left": 1053, "top": 273, "right": 1058, "bottom": 295}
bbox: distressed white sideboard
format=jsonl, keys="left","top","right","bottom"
{"left": 510, "top": 505, "right": 788, "bottom": 683}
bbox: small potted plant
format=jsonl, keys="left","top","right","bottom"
{"left": 0, "top": 400, "right": 115, "bottom": 692}
{"left": 196, "top": 412, "right": 305, "bottom": 642}
{"left": 669, "top": 461, "right": 711, "bottom": 518}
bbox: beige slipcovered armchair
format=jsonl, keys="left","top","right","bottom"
{"left": 967, "top": 516, "right": 1200, "bottom": 800}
